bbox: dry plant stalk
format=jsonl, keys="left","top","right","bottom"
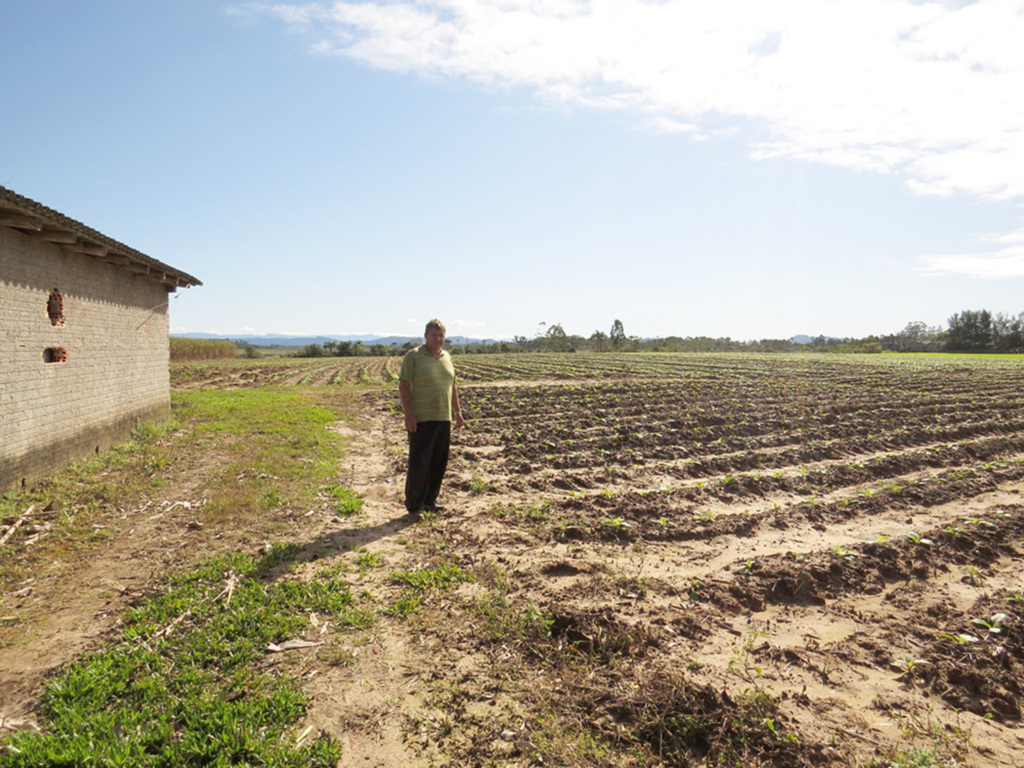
{"left": 0, "top": 505, "right": 37, "bottom": 546}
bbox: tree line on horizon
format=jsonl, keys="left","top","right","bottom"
{"left": 276, "top": 309, "right": 1024, "bottom": 358}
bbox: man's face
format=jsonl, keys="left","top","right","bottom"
{"left": 425, "top": 327, "right": 445, "bottom": 355}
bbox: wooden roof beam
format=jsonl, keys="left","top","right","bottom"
{"left": 0, "top": 209, "right": 42, "bottom": 231}
{"left": 64, "top": 240, "right": 109, "bottom": 257}
{"left": 38, "top": 228, "right": 79, "bottom": 244}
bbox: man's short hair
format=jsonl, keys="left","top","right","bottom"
{"left": 425, "top": 319, "right": 446, "bottom": 335}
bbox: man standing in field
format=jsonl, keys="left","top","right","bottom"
{"left": 399, "top": 319, "right": 464, "bottom": 516}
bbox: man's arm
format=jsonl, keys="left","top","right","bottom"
{"left": 452, "top": 384, "right": 465, "bottom": 430}
{"left": 399, "top": 379, "right": 417, "bottom": 433}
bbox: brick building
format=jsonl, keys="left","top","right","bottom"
{"left": 1, "top": 185, "right": 201, "bottom": 491}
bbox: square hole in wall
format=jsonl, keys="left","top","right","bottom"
{"left": 47, "top": 289, "right": 65, "bottom": 327}
{"left": 43, "top": 347, "right": 68, "bottom": 363}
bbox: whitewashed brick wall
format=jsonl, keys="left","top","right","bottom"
{"left": 1, "top": 225, "right": 172, "bottom": 490}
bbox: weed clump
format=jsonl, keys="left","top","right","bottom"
{"left": 628, "top": 677, "right": 809, "bottom": 767}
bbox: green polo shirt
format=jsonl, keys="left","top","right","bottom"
{"left": 400, "top": 345, "right": 456, "bottom": 422}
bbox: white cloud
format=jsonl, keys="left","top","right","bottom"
{"left": 648, "top": 116, "right": 701, "bottom": 136}
{"left": 917, "top": 241, "right": 1024, "bottom": 278}
{"left": 450, "top": 318, "right": 487, "bottom": 330}
{"left": 917, "top": 220, "right": 1024, "bottom": 277}
{"left": 249, "top": 0, "right": 1024, "bottom": 190}
{"left": 248, "top": 0, "right": 1024, "bottom": 273}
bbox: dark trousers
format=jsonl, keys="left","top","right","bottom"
{"left": 405, "top": 421, "right": 450, "bottom": 513}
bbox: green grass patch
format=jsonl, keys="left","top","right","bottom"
{"left": 325, "top": 484, "right": 363, "bottom": 517}
{"left": 867, "top": 748, "right": 958, "bottom": 767}
{"left": 353, "top": 548, "right": 383, "bottom": 574}
{"left": 385, "top": 563, "right": 473, "bottom": 617}
{"left": 386, "top": 594, "right": 424, "bottom": 617}
{"left": 171, "top": 388, "right": 349, "bottom": 524}
{"left": 388, "top": 563, "right": 473, "bottom": 592}
{"left": 0, "top": 544, "right": 367, "bottom": 767}
{"left": 1, "top": 388, "right": 353, "bottom": 590}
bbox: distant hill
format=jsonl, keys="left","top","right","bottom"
{"left": 173, "top": 333, "right": 388, "bottom": 348}
{"left": 173, "top": 333, "right": 500, "bottom": 348}
{"left": 790, "top": 335, "right": 841, "bottom": 345}
{"left": 177, "top": 332, "right": 827, "bottom": 348}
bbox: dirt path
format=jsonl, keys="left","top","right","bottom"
{"left": 302, "top": 415, "right": 427, "bottom": 767}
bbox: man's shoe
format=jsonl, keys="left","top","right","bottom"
{"left": 424, "top": 504, "right": 444, "bottom": 513}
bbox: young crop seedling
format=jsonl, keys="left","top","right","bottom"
{"left": 601, "top": 517, "right": 633, "bottom": 530}
{"left": 938, "top": 632, "right": 981, "bottom": 645}
{"left": 970, "top": 613, "right": 1008, "bottom": 635}
{"left": 467, "top": 473, "right": 494, "bottom": 494}
{"left": 727, "top": 630, "right": 767, "bottom": 684}
{"left": 891, "top": 656, "right": 932, "bottom": 682}
{"left": 694, "top": 509, "right": 716, "bottom": 524}
{"left": 833, "top": 545, "right": 858, "bottom": 562}
{"left": 906, "top": 532, "right": 935, "bottom": 546}
{"left": 959, "top": 565, "right": 984, "bottom": 587}
{"left": 686, "top": 578, "right": 707, "bottom": 602}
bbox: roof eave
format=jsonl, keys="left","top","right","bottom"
{"left": 0, "top": 184, "right": 202, "bottom": 289}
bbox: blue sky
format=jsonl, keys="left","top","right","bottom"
{"left": 3, "top": 0, "right": 1023, "bottom": 341}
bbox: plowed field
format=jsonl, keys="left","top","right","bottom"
{"left": 386, "top": 353, "right": 1024, "bottom": 766}
{"left": 171, "top": 356, "right": 402, "bottom": 390}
